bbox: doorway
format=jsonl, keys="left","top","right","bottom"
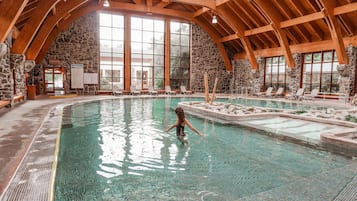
{"left": 44, "top": 67, "right": 65, "bottom": 94}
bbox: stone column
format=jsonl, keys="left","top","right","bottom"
{"left": 10, "top": 54, "right": 26, "bottom": 96}
{"left": 0, "top": 42, "right": 13, "bottom": 100}
{"left": 287, "top": 53, "right": 302, "bottom": 93}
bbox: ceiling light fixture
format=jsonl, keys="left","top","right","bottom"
{"left": 103, "top": 0, "right": 110, "bottom": 7}
{"left": 212, "top": 15, "right": 217, "bottom": 24}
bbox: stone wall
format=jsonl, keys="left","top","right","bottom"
{"left": 42, "top": 12, "right": 99, "bottom": 93}
{"left": 191, "top": 24, "right": 232, "bottom": 93}
{"left": 0, "top": 40, "right": 13, "bottom": 100}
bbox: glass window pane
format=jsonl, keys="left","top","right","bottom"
{"left": 170, "top": 22, "right": 181, "bottom": 34}
{"left": 312, "top": 63, "right": 320, "bottom": 72}
{"left": 143, "top": 54, "right": 153, "bottom": 66}
{"left": 181, "top": 23, "right": 190, "bottom": 34}
{"left": 181, "top": 46, "right": 189, "bottom": 57}
{"left": 131, "top": 30, "right": 142, "bottom": 42}
{"left": 279, "top": 56, "right": 285, "bottom": 64}
{"left": 100, "top": 27, "right": 112, "bottom": 39}
{"left": 143, "top": 43, "right": 153, "bottom": 54}
{"left": 154, "top": 44, "right": 164, "bottom": 55}
{"left": 113, "top": 54, "right": 123, "bottom": 65}
{"left": 143, "top": 19, "right": 154, "bottom": 31}
{"left": 143, "top": 31, "right": 153, "bottom": 43}
{"left": 313, "top": 53, "right": 322, "bottom": 62}
{"left": 154, "top": 55, "right": 164, "bottom": 66}
{"left": 112, "top": 28, "right": 124, "bottom": 41}
{"left": 100, "top": 13, "right": 112, "bottom": 27}
{"left": 131, "top": 42, "right": 142, "bottom": 54}
{"left": 181, "top": 35, "right": 189, "bottom": 46}
{"left": 171, "top": 34, "right": 180, "bottom": 45}
{"left": 154, "top": 67, "right": 164, "bottom": 78}
{"left": 131, "top": 54, "right": 142, "bottom": 65}
{"left": 154, "top": 32, "right": 164, "bottom": 43}
{"left": 323, "top": 51, "right": 332, "bottom": 62}
{"left": 304, "top": 54, "right": 312, "bottom": 63}
{"left": 112, "top": 15, "right": 124, "bottom": 28}
{"left": 112, "top": 41, "right": 123, "bottom": 53}
{"left": 131, "top": 17, "right": 142, "bottom": 30}
{"left": 154, "top": 20, "right": 164, "bottom": 32}
{"left": 322, "top": 63, "right": 331, "bottom": 73}
{"left": 100, "top": 40, "right": 111, "bottom": 52}
{"left": 171, "top": 45, "right": 180, "bottom": 56}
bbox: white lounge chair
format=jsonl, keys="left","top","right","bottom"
{"left": 112, "top": 86, "right": 123, "bottom": 96}
{"left": 130, "top": 85, "right": 141, "bottom": 95}
{"left": 286, "top": 88, "right": 304, "bottom": 100}
{"left": 165, "top": 86, "right": 176, "bottom": 95}
{"left": 148, "top": 86, "right": 158, "bottom": 95}
{"left": 303, "top": 88, "right": 319, "bottom": 100}
{"left": 180, "top": 86, "right": 192, "bottom": 95}
{"left": 255, "top": 87, "right": 273, "bottom": 97}
{"left": 273, "top": 87, "right": 284, "bottom": 97}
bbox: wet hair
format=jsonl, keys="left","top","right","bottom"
{"left": 175, "top": 107, "right": 185, "bottom": 124}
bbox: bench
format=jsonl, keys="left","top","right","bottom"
{"left": 0, "top": 100, "right": 11, "bottom": 109}
{"left": 13, "top": 94, "right": 25, "bottom": 103}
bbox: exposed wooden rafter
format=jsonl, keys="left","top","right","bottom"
{"left": 252, "top": 0, "right": 295, "bottom": 67}
{"left": 0, "top": 0, "right": 28, "bottom": 43}
{"left": 12, "top": 0, "right": 60, "bottom": 54}
{"left": 26, "top": 0, "right": 88, "bottom": 60}
{"left": 319, "top": 0, "right": 348, "bottom": 64}
{"left": 216, "top": 5, "right": 258, "bottom": 69}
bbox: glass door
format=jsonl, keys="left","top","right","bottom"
{"left": 44, "top": 68, "right": 64, "bottom": 94}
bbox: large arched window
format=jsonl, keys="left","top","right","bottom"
{"left": 302, "top": 51, "right": 338, "bottom": 93}
{"left": 99, "top": 13, "right": 190, "bottom": 91}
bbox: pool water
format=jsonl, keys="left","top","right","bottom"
{"left": 55, "top": 98, "right": 354, "bottom": 201}
{"left": 226, "top": 97, "right": 342, "bottom": 110}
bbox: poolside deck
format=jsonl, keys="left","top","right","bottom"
{"left": 0, "top": 94, "right": 356, "bottom": 201}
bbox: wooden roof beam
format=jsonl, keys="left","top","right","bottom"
{"left": 319, "top": 0, "right": 348, "bottom": 64}
{"left": 234, "top": 35, "right": 357, "bottom": 59}
{"left": 12, "top": 0, "right": 61, "bottom": 54}
{"left": 334, "top": 2, "right": 357, "bottom": 15}
{"left": 0, "top": 0, "right": 29, "bottom": 42}
{"left": 155, "top": 0, "right": 171, "bottom": 8}
{"left": 26, "top": 0, "right": 88, "bottom": 60}
{"left": 216, "top": 6, "right": 258, "bottom": 69}
{"left": 193, "top": 7, "right": 209, "bottom": 17}
{"left": 169, "top": 0, "right": 216, "bottom": 10}
{"left": 252, "top": 0, "right": 295, "bottom": 67}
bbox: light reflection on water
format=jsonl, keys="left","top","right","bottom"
{"left": 55, "top": 97, "right": 353, "bottom": 201}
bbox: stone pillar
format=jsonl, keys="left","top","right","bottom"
{"left": 0, "top": 42, "right": 13, "bottom": 100}
{"left": 10, "top": 54, "right": 26, "bottom": 96}
{"left": 287, "top": 53, "right": 302, "bottom": 93}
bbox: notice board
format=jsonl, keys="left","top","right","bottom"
{"left": 71, "top": 64, "right": 84, "bottom": 88}
{"left": 84, "top": 73, "right": 98, "bottom": 84}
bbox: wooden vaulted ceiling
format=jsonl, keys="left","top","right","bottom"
{"left": 1, "top": 0, "right": 357, "bottom": 71}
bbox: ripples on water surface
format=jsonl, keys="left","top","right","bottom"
{"left": 55, "top": 98, "right": 352, "bottom": 201}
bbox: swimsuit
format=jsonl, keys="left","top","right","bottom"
{"left": 176, "top": 124, "right": 186, "bottom": 137}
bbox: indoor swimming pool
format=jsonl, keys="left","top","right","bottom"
{"left": 55, "top": 97, "right": 356, "bottom": 200}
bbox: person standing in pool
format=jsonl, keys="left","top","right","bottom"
{"left": 165, "top": 107, "right": 204, "bottom": 144}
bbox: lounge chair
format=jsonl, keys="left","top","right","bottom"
{"left": 255, "top": 87, "right": 273, "bottom": 97}
{"left": 165, "top": 86, "right": 176, "bottom": 95}
{"left": 148, "top": 86, "right": 158, "bottom": 95}
{"left": 273, "top": 87, "right": 284, "bottom": 97}
{"left": 286, "top": 88, "right": 305, "bottom": 100}
{"left": 303, "top": 88, "right": 319, "bottom": 100}
{"left": 112, "top": 86, "right": 123, "bottom": 96}
{"left": 180, "top": 86, "right": 192, "bottom": 95}
{"left": 130, "top": 85, "right": 141, "bottom": 95}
